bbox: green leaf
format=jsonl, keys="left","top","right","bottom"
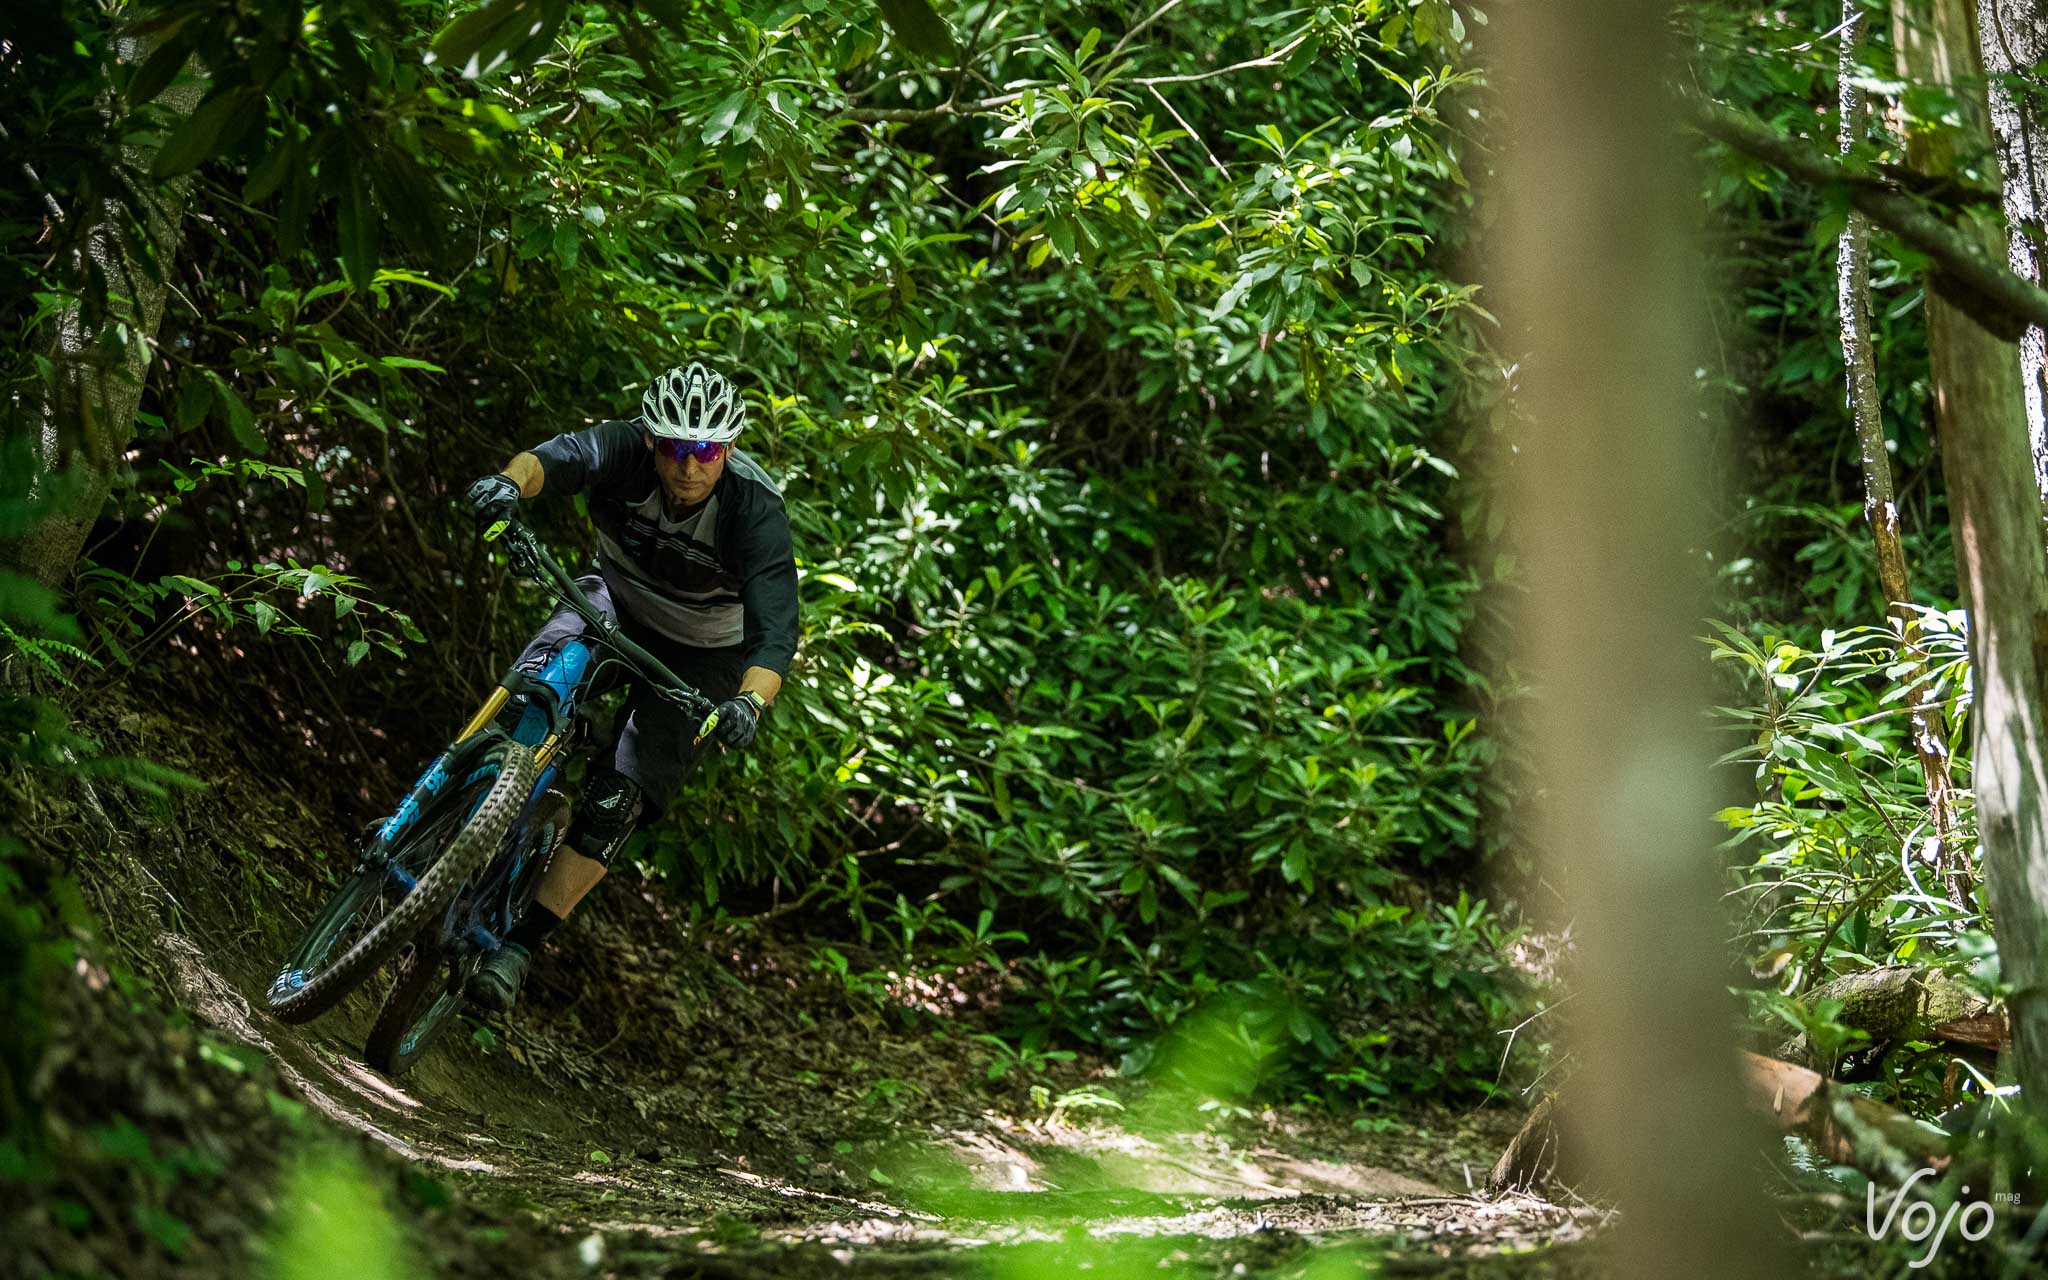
{"left": 152, "top": 88, "right": 259, "bottom": 179}
{"left": 92, "top": 1119, "right": 154, "bottom": 1163}
{"left": 335, "top": 392, "right": 396, "bottom": 434}
{"left": 428, "top": 0, "right": 570, "bottom": 79}
{"left": 702, "top": 90, "right": 750, "bottom": 145}
{"left": 129, "top": 25, "right": 198, "bottom": 106}
{"left": 136, "top": 1208, "right": 192, "bottom": 1255}
{"left": 173, "top": 376, "right": 212, "bottom": 430}
{"left": 874, "top": 0, "right": 958, "bottom": 60}
{"left": 372, "top": 269, "right": 457, "bottom": 298}
{"left": 204, "top": 372, "right": 266, "bottom": 456}
{"left": 243, "top": 136, "right": 298, "bottom": 204}
{"left": 346, "top": 639, "right": 370, "bottom": 666}
{"left": 338, "top": 157, "right": 379, "bottom": 292}
{"left": 0, "top": 571, "right": 68, "bottom": 632}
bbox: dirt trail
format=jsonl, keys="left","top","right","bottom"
{"left": 85, "top": 841, "right": 1591, "bottom": 1278}
{"left": 24, "top": 694, "right": 1594, "bottom": 1278}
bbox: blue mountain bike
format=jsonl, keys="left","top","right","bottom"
{"left": 263, "top": 518, "right": 719, "bottom": 1077}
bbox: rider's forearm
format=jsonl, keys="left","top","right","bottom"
{"left": 501, "top": 452, "right": 546, "bottom": 499}
{"left": 738, "top": 666, "right": 783, "bottom": 705}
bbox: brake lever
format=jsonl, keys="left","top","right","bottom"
{"left": 485, "top": 520, "right": 543, "bottom": 581}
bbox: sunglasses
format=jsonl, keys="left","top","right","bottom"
{"left": 655, "top": 438, "right": 729, "bottom": 464}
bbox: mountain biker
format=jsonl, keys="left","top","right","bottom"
{"left": 458, "top": 361, "right": 798, "bottom": 1012}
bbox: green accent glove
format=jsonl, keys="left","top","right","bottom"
{"left": 699, "top": 691, "right": 766, "bottom": 749}
{"left": 465, "top": 473, "right": 521, "bottom": 531}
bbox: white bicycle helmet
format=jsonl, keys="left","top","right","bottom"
{"left": 640, "top": 362, "right": 747, "bottom": 442}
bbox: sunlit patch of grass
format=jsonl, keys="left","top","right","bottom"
{"left": 265, "top": 1144, "right": 411, "bottom": 1280}
{"left": 1129, "top": 993, "right": 1295, "bottom": 1134}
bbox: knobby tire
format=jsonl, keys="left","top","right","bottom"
{"left": 266, "top": 738, "right": 537, "bottom": 1024}
{"left": 363, "top": 940, "right": 466, "bottom": 1077}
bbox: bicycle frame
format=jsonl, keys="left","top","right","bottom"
{"left": 359, "top": 519, "right": 716, "bottom": 951}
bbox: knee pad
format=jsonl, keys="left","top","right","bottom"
{"left": 567, "top": 768, "right": 644, "bottom": 866}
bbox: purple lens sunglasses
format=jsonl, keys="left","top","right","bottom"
{"left": 656, "top": 438, "right": 728, "bottom": 464}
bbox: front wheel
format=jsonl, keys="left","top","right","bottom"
{"left": 265, "top": 737, "right": 537, "bottom": 1024}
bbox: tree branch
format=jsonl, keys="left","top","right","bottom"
{"left": 1148, "top": 84, "right": 1227, "bottom": 176}
{"left": 1833, "top": 10, "right": 1968, "bottom": 915}
{"left": 844, "top": 90, "right": 1021, "bottom": 124}
{"left": 1692, "top": 96, "right": 2048, "bottom": 332}
{"left": 1128, "top": 33, "right": 1308, "bottom": 86}
{"left": 847, "top": 25, "right": 1308, "bottom": 123}
{"left": 1107, "top": 0, "right": 1185, "bottom": 65}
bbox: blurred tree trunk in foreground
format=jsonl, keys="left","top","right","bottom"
{"left": 1838, "top": 8, "right": 1967, "bottom": 912}
{"left": 1895, "top": 0, "right": 2048, "bottom": 1106}
{"left": 1492, "top": 0, "right": 1780, "bottom": 1272}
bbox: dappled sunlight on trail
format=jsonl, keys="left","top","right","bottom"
{"left": 76, "top": 818, "right": 1593, "bottom": 1276}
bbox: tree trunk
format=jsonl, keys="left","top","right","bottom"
{"left": 1838, "top": 9, "right": 1969, "bottom": 912}
{"left": 1493, "top": 0, "right": 1779, "bottom": 1270}
{"left": 2, "top": 35, "right": 202, "bottom": 591}
{"left": 1894, "top": 0, "right": 2048, "bottom": 1106}
{"left": 1977, "top": 0, "right": 2048, "bottom": 524}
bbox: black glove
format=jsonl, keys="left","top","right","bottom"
{"left": 695, "top": 691, "right": 766, "bottom": 750}
{"left": 465, "top": 473, "right": 521, "bottom": 532}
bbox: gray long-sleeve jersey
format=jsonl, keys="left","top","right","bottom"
{"left": 529, "top": 418, "right": 799, "bottom": 676}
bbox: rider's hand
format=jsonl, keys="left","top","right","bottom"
{"left": 696, "top": 691, "right": 766, "bottom": 750}
{"left": 465, "top": 473, "right": 521, "bottom": 532}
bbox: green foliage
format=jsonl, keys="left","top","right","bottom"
{"left": 5, "top": 0, "right": 1522, "bottom": 1105}
{"left": 1710, "top": 611, "right": 1996, "bottom": 1114}
{"left": 268, "top": 1146, "right": 411, "bottom": 1280}
{"left": 1678, "top": 2, "right": 2008, "bottom": 1127}
{"left": 1711, "top": 614, "right": 1977, "bottom": 984}
{"left": 1748, "top": 991, "right": 1870, "bottom": 1077}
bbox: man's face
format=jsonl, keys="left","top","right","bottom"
{"left": 645, "top": 430, "right": 728, "bottom": 506}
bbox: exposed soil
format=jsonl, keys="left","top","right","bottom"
{"left": 9, "top": 684, "right": 1597, "bottom": 1278}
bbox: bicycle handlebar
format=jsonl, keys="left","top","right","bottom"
{"left": 484, "top": 518, "right": 716, "bottom": 720}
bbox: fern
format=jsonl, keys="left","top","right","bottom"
{"left": 0, "top": 621, "right": 99, "bottom": 686}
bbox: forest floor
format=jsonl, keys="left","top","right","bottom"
{"left": 10, "top": 682, "right": 1598, "bottom": 1278}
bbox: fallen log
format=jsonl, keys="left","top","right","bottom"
{"left": 1776, "top": 966, "right": 2006, "bottom": 1067}
{"left": 1741, "top": 1051, "right": 1952, "bottom": 1180}
{"left": 1488, "top": 1050, "right": 1952, "bottom": 1197}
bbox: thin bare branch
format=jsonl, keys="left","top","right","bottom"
{"left": 1106, "top": 0, "right": 1185, "bottom": 64}
{"left": 1147, "top": 84, "right": 1227, "bottom": 176}
{"left": 1128, "top": 32, "right": 1308, "bottom": 86}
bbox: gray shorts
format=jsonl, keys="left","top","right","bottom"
{"left": 515, "top": 573, "right": 746, "bottom": 814}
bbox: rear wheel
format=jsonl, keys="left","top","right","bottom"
{"left": 265, "top": 736, "right": 536, "bottom": 1024}
{"left": 364, "top": 940, "right": 467, "bottom": 1077}
{"left": 363, "top": 788, "right": 570, "bottom": 1078}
